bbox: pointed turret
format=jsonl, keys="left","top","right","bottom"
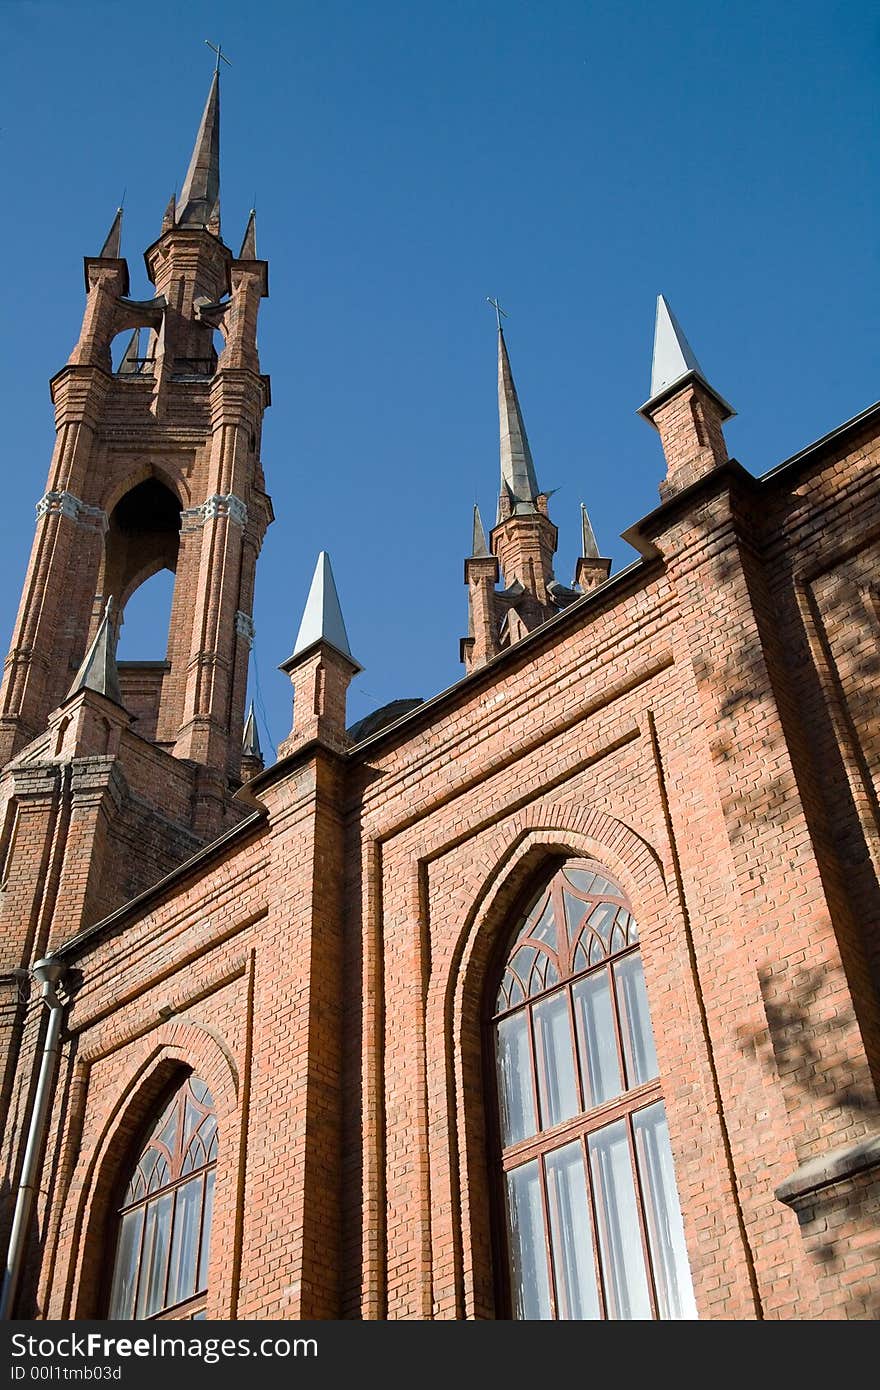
{"left": 117, "top": 328, "right": 141, "bottom": 376}
{"left": 240, "top": 700, "right": 264, "bottom": 779}
{"left": 640, "top": 294, "right": 734, "bottom": 422}
{"left": 279, "top": 553, "right": 361, "bottom": 756}
{"left": 471, "top": 504, "right": 489, "bottom": 558}
{"left": 649, "top": 295, "right": 701, "bottom": 398}
{"left": 498, "top": 328, "right": 541, "bottom": 515}
{"left": 177, "top": 70, "right": 221, "bottom": 231}
{"left": 462, "top": 502, "right": 500, "bottom": 673}
{"left": 242, "top": 701, "right": 262, "bottom": 759}
{"left": 639, "top": 295, "right": 735, "bottom": 499}
{"left": 67, "top": 602, "right": 123, "bottom": 706}
{"left": 239, "top": 209, "right": 257, "bottom": 259}
{"left": 99, "top": 207, "right": 123, "bottom": 259}
{"left": 580, "top": 502, "right": 599, "bottom": 560}
{"left": 286, "top": 551, "right": 358, "bottom": 667}
{"left": 161, "top": 193, "right": 177, "bottom": 232}
{"left": 574, "top": 502, "right": 612, "bottom": 593}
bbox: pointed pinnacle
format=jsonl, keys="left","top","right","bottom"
{"left": 580, "top": 502, "right": 600, "bottom": 559}
{"left": 283, "top": 552, "right": 362, "bottom": 671}
{"left": 118, "top": 328, "right": 141, "bottom": 375}
{"left": 242, "top": 700, "right": 262, "bottom": 758}
{"left": 162, "top": 192, "right": 177, "bottom": 232}
{"left": 99, "top": 207, "right": 123, "bottom": 259}
{"left": 178, "top": 69, "right": 221, "bottom": 230}
{"left": 641, "top": 294, "right": 735, "bottom": 421}
{"left": 471, "top": 504, "right": 489, "bottom": 558}
{"left": 650, "top": 294, "right": 704, "bottom": 397}
{"left": 238, "top": 208, "right": 257, "bottom": 259}
{"left": 67, "top": 599, "right": 123, "bottom": 706}
{"left": 498, "top": 327, "right": 541, "bottom": 509}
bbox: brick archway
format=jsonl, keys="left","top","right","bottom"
{"left": 52, "top": 1021, "right": 239, "bottom": 1319}
{"left": 423, "top": 806, "right": 670, "bottom": 1319}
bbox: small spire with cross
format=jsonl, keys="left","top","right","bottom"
{"left": 205, "top": 39, "right": 232, "bottom": 72}
{"left": 487, "top": 297, "right": 508, "bottom": 332}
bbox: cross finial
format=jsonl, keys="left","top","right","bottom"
{"left": 205, "top": 39, "right": 232, "bottom": 72}
{"left": 487, "top": 297, "right": 508, "bottom": 332}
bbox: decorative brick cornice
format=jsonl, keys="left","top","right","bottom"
{"left": 36, "top": 491, "right": 108, "bottom": 532}
{"left": 235, "top": 611, "right": 255, "bottom": 648}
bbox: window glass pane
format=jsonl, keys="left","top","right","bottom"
{"left": 562, "top": 889, "right": 587, "bottom": 941}
{"left": 633, "top": 1102, "right": 697, "bottom": 1320}
{"left": 136, "top": 1191, "right": 173, "bottom": 1318}
{"left": 155, "top": 1099, "right": 179, "bottom": 1157}
{"left": 198, "top": 1168, "right": 216, "bottom": 1292}
{"left": 614, "top": 955, "right": 659, "bottom": 1087}
{"left": 532, "top": 991, "right": 579, "bottom": 1130}
{"left": 108, "top": 1207, "right": 144, "bottom": 1319}
{"left": 505, "top": 1161, "right": 551, "bottom": 1319}
{"left": 586, "top": 902, "right": 618, "bottom": 952}
{"left": 167, "top": 1175, "right": 204, "bottom": 1308}
{"left": 495, "top": 1012, "right": 537, "bottom": 1146}
{"left": 562, "top": 867, "right": 597, "bottom": 895}
{"left": 589, "top": 1120, "right": 652, "bottom": 1319}
{"left": 573, "top": 970, "right": 623, "bottom": 1108}
{"left": 545, "top": 1142, "right": 601, "bottom": 1320}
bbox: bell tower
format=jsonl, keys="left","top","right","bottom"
{"left": 0, "top": 66, "right": 272, "bottom": 784}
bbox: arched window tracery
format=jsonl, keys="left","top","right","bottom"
{"left": 489, "top": 859, "right": 697, "bottom": 1320}
{"left": 107, "top": 1074, "right": 217, "bottom": 1320}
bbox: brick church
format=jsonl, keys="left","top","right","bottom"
{"left": 1, "top": 68, "right": 878, "bottom": 1322}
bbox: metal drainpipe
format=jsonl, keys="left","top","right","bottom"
{"left": 0, "top": 956, "right": 68, "bottom": 1321}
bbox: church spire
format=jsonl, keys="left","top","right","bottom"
{"left": 99, "top": 207, "right": 123, "bottom": 259}
{"left": 177, "top": 69, "right": 221, "bottom": 231}
{"left": 498, "top": 327, "right": 541, "bottom": 514}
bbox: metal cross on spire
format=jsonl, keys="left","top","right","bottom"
{"left": 205, "top": 39, "right": 232, "bottom": 72}
{"left": 487, "top": 297, "right": 508, "bottom": 332}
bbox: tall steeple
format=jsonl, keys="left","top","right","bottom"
{"left": 177, "top": 69, "right": 221, "bottom": 232}
{"left": 488, "top": 318, "right": 558, "bottom": 643}
{"left": 0, "top": 61, "right": 272, "bottom": 796}
{"left": 497, "top": 328, "right": 541, "bottom": 516}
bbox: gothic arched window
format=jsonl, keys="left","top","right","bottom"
{"left": 107, "top": 1074, "right": 218, "bottom": 1320}
{"left": 490, "top": 859, "right": 697, "bottom": 1320}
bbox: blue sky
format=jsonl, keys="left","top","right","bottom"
{"left": 1, "top": 0, "right": 877, "bottom": 755}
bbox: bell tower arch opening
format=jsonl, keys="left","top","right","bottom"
{"left": 100, "top": 478, "right": 183, "bottom": 743}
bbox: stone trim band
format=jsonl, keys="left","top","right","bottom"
{"left": 36, "top": 491, "right": 108, "bottom": 531}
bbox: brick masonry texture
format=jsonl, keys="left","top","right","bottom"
{"left": 0, "top": 209, "right": 878, "bottom": 1323}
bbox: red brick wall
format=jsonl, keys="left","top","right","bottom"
{"left": 2, "top": 408, "right": 879, "bottom": 1322}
